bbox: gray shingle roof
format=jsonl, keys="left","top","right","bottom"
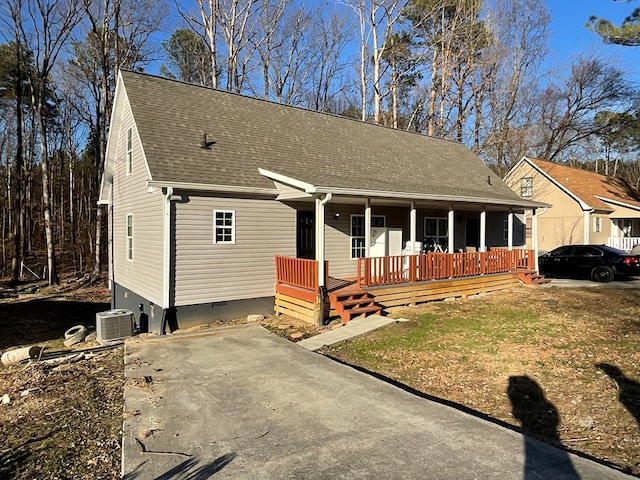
{"left": 121, "top": 70, "right": 532, "bottom": 204}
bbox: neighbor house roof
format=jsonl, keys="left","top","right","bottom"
{"left": 102, "top": 71, "right": 543, "bottom": 208}
{"left": 510, "top": 157, "right": 640, "bottom": 212}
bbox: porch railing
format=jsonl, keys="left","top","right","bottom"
{"left": 275, "top": 255, "right": 328, "bottom": 293}
{"left": 607, "top": 237, "right": 640, "bottom": 252}
{"left": 357, "top": 249, "right": 535, "bottom": 288}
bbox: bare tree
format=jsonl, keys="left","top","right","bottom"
{"left": 534, "top": 55, "right": 634, "bottom": 163}
{"left": 7, "top": 0, "right": 82, "bottom": 285}
{"left": 341, "top": 0, "right": 402, "bottom": 123}
{"left": 478, "top": 0, "right": 550, "bottom": 173}
{"left": 305, "top": 11, "right": 351, "bottom": 112}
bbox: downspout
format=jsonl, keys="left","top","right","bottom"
{"left": 161, "top": 187, "right": 174, "bottom": 335}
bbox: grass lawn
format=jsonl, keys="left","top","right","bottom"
{"left": 322, "top": 286, "right": 640, "bottom": 476}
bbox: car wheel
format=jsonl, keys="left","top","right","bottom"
{"left": 591, "top": 266, "right": 614, "bottom": 283}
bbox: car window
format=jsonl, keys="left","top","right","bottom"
{"left": 549, "top": 246, "right": 572, "bottom": 256}
{"left": 575, "top": 246, "right": 602, "bottom": 256}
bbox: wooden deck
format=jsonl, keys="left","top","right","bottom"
{"left": 274, "top": 250, "right": 538, "bottom": 325}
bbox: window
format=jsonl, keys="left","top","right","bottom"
{"left": 575, "top": 246, "right": 602, "bottom": 257}
{"left": 126, "top": 214, "right": 133, "bottom": 261}
{"left": 126, "top": 128, "right": 133, "bottom": 175}
{"left": 214, "top": 210, "right": 235, "bottom": 244}
{"left": 424, "top": 217, "right": 448, "bottom": 249}
{"left": 593, "top": 216, "right": 602, "bottom": 233}
{"left": 503, "top": 219, "right": 509, "bottom": 241}
{"left": 350, "top": 215, "right": 385, "bottom": 258}
{"left": 520, "top": 177, "right": 533, "bottom": 197}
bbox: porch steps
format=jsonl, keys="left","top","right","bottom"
{"left": 329, "top": 290, "right": 382, "bottom": 324}
{"left": 517, "top": 270, "right": 551, "bottom": 285}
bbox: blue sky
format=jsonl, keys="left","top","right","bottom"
{"left": 545, "top": 0, "right": 638, "bottom": 78}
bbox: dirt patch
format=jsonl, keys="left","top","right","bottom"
{"left": 0, "top": 276, "right": 329, "bottom": 478}
{"left": 323, "top": 287, "right": 640, "bottom": 476}
{"left": 0, "top": 348, "right": 124, "bottom": 479}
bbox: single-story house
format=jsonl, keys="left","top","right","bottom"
{"left": 99, "top": 71, "right": 546, "bottom": 333}
{"left": 504, "top": 156, "right": 640, "bottom": 253}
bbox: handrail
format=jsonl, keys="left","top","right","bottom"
{"left": 358, "top": 249, "right": 535, "bottom": 287}
{"left": 275, "top": 255, "right": 319, "bottom": 293}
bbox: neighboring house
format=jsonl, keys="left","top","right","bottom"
{"left": 99, "top": 71, "right": 545, "bottom": 332}
{"left": 504, "top": 156, "right": 640, "bottom": 253}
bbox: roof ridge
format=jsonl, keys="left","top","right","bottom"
{"left": 120, "top": 69, "right": 466, "bottom": 147}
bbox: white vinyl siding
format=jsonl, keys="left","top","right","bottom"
{"left": 214, "top": 210, "right": 235, "bottom": 244}
{"left": 111, "top": 99, "right": 164, "bottom": 305}
{"left": 174, "top": 197, "right": 296, "bottom": 305}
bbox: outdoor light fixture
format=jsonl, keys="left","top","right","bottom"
{"left": 334, "top": 212, "right": 340, "bottom": 219}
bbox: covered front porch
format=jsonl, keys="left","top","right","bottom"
{"left": 260, "top": 165, "right": 547, "bottom": 326}
{"left": 274, "top": 249, "right": 541, "bottom": 325}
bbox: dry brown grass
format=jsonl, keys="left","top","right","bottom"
{"left": 323, "top": 286, "right": 640, "bottom": 476}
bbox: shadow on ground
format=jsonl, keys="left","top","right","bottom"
{"left": 597, "top": 363, "right": 640, "bottom": 428}
{"left": 122, "top": 453, "right": 237, "bottom": 480}
{"left": 323, "top": 354, "right": 630, "bottom": 476}
{"left": 0, "top": 299, "right": 109, "bottom": 349}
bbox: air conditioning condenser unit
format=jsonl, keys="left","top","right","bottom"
{"left": 96, "top": 309, "right": 134, "bottom": 343}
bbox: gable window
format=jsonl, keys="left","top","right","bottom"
{"left": 126, "top": 214, "right": 133, "bottom": 261}
{"left": 593, "top": 216, "right": 602, "bottom": 233}
{"left": 520, "top": 177, "right": 533, "bottom": 197}
{"left": 351, "top": 215, "right": 385, "bottom": 258}
{"left": 214, "top": 210, "right": 235, "bottom": 244}
{"left": 424, "top": 217, "right": 448, "bottom": 250}
{"left": 126, "top": 127, "right": 133, "bottom": 175}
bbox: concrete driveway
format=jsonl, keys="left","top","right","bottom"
{"left": 122, "top": 324, "right": 634, "bottom": 480}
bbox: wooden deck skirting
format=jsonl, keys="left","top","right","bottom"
{"left": 365, "top": 272, "right": 519, "bottom": 309}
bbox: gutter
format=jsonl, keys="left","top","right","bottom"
{"left": 312, "top": 186, "right": 549, "bottom": 209}
{"left": 147, "top": 180, "right": 278, "bottom": 196}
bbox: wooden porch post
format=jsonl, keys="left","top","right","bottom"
{"left": 410, "top": 201, "right": 417, "bottom": 252}
{"left": 315, "top": 194, "right": 332, "bottom": 289}
{"left": 448, "top": 205, "right": 455, "bottom": 254}
{"left": 479, "top": 209, "right": 486, "bottom": 253}
{"left": 365, "top": 199, "right": 372, "bottom": 258}
{"left": 532, "top": 208, "right": 539, "bottom": 271}
{"left": 507, "top": 210, "right": 513, "bottom": 251}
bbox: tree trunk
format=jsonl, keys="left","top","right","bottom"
{"left": 10, "top": 46, "right": 25, "bottom": 285}
{"left": 36, "top": 102, "right": 58, "bottom": 285}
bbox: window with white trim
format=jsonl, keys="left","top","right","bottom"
{"left": 126, "top": 127, "right": 133, "bottom": 175}
{"left": 126, "top": 214, "right": 133, "bottom": 261}
{"left": 350, "top": 215, "right": 385, "bottom": 258}
{"left": 424, "top": 217, "right": 448, "bottom": 249}
{"left": 520, "top": 177, "right": 533, "bottom": 197}
{"left": 593, "top": 216, "right": 602, "bottom": 233}
{"left": 214, "top": 210, "right": 235, "bottom": 244}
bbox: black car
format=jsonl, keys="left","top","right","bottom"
{"left": 538, "top": 244, "right": 640, "bottom": 282}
